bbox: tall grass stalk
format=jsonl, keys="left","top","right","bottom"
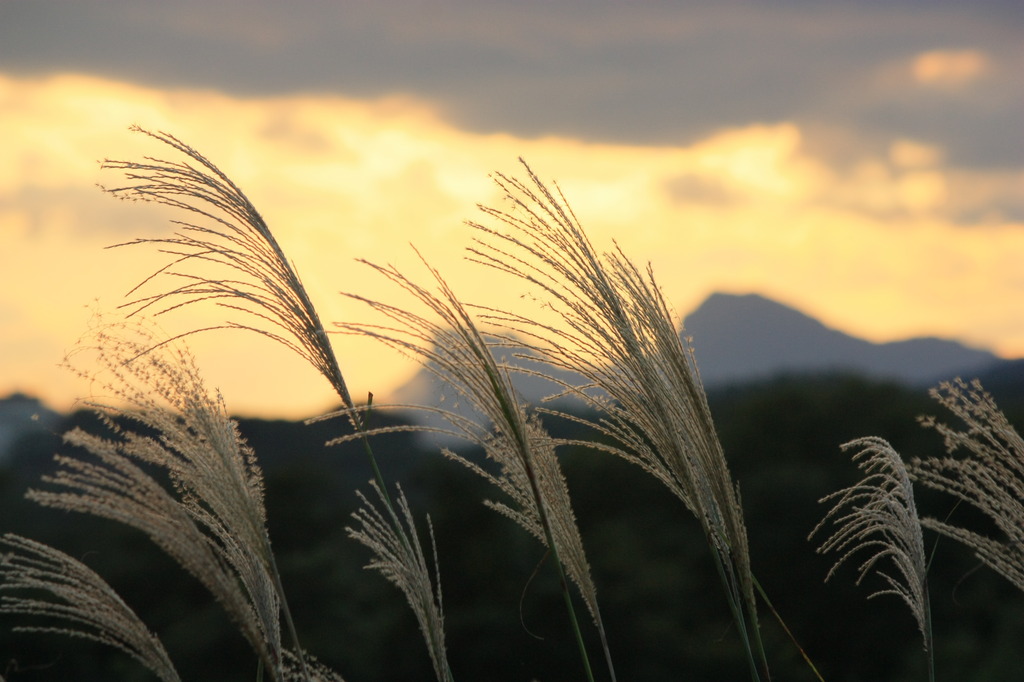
{"left": 324, "top": 251, "right": 615, "bottom": 681}
{"left": 100, "top": 127, "right": 447, "bottom": 678}
{"left": 464, "top": 160, "right": 765, "bottom": 679}
{"left": 810, "top": 436, "right": 933, "bottom": 680}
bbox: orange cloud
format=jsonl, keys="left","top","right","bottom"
{"left": 889, "top": 139, "right": 943, "bottom": 169}
{"left": 912, "top": 49, "right": 990, "bottom": 89}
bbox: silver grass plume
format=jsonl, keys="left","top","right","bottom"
{"left": 101, "top": 126, "right": 354, "bottom": 411}
{"left": 810, "top": 437, "right": 931, "bottom": 651}
{"left": 41, "top": 319, "right": 287, "bottom": 676}
{"left": 100, "top": 127, "right": 383, "bottom": 679}
{"left": 465, "top": 161, "right": 760, "bottom": 677}
{"left": 0, "top": 533, "right": 182, "bottom": 682}
{"left": 348, "top": 482, "right": 451, "bottom": 682}
{"left": 326, "top": 252, "right": 612, "bottom": 681}
{"left": 911, "top": 378, "right": 1024, "bottom": 592}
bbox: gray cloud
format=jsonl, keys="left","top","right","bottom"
{"left": 2, "top": 0, "right": 1021, "bottom": 168}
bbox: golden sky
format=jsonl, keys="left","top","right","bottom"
{"left": 2, "top": 2, "right": 1022, "bottom": 418}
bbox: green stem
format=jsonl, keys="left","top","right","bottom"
{"left": 924, "top": 581, "right": 935, "bottom": 682}
{"left": 708, "top": 543, "right": 761, "bottom": 682}
{"left": 594, "top": 608, "right": 618, "bottom": 682}
{"left": 485, "top": 367, "right": 596, "bottom": 682}
{"left": 553, "top": 553, "right": 596, "bottom": 682}
{"left": 923, "top": 511, "right": 948, "bottom": 682}
{"left": 752, "top": 576, "right": 823, "bottom": 682}
{"left": 267, "top": 547, "right": 310, "bottom": 682}
{"left": 515, "top": 452, "right": 597, "bottom": 681}
{"left": 355, "top": 394, "right": 399, "bottom": 518}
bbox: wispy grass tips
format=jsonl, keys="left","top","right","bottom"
{"left": 348, "top": 482, "right": 451, "bottom": 682}
{"left": 466, "top": 160, "right": 761, "bottom": 679}
{"left": 0, "top": 533, "right": 182, "bottom": 682}
{"left": 102, "top": 126, "right": 353, "bottom": 410}
{"left": 911, "top": 379, "right": 1024, "bottom": 593}
{"left": 49, "top": 319, "right": 293, "bottom": 677}
{"left": 810, "top": 437, "right": 931, "bottom": 652}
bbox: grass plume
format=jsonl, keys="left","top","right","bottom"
{"left": 810, "top": 436, "right": 932, "bottom": 670}
{"left": 911, "top": 378, "right": 1024, "bottom": 593}
{"left": 465, "top": 161, "right": 764, "bottom": 679}
{"left": 327, "top": 252, "right": 613, "bottom": 681}
{"left": 0, "top": 533, "right": 181, "bottom": 682}
{"left": 99, "top": 128, "right": 460, "bottom": 680}
{"left": 102, "top": 126, "right": 353, "bottom": 411}
{"left": 46, "top": 319, "right": 294, "bottom": 676}
{"left": 348, "top": 482, "right": 451, "bottom": 682}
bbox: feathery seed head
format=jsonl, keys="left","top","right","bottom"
{"left": 45, "top": 319, "right": 285, "bottom": 672}
{"left": 101, "top": 126, "right": 353, "bottom": 409}
{"left": 333, "top": 251, "right": 604, "bottom": 626}
{"left": 468, "top": 161, "right": 758, "bottom": 647}
{"left": 348, "top": 482, "right": 450, "bottom": 682}
{"left": 911, "top": 378, "right": 1024, "bottom": 592}
{"left": 811, "top": 437, "right": 930, "bottom": 647}
{"left": 0, "top": 533, "right": 182, "bottom": 682}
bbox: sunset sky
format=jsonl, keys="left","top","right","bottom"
{"left": 2, "top": 1, "right": 1022, "bottom": 419}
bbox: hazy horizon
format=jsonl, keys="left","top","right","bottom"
{"left": 2, "top": 288, "right": 1015, "bottom": 423}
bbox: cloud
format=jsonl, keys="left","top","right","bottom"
{"left": 912, "top": 49, "right": 991, "bottom": 89}
{"left": 889, "top": 139, "right": 944, "bottom": 168}
{"left": 2, "top": 0, "right": 1020, "bottom": 171}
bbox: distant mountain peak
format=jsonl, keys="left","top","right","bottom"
{"left": 683, "top": 292, "right": 999, "bottom": 387}
{"left": 0, "top": 393, "right": 62, "bottom": 465}
{"left": 383, "top": 291, "right": 1004, "bottom": 436}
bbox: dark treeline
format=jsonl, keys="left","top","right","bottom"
{"left": 2, "top": 373, "right": 1023, "bottom": 681}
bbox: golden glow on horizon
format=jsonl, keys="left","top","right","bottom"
{"left": 2, "top": 72, "right": 1023, "bottom": 418}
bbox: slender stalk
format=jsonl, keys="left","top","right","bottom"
{"left": 265, "top": 550, "right": 308, "bottom": 681}
{"left": 354, "top": 394, "right": 400, "bottom": 524}
{"left": 101, "top": 128, "right": 427, "bottom": 680}
{"left": 924, "top": 581, "right": 935, "bottom": 682}
{"left": 707, "top": 543, "right": 761, "bottom": 682}
{"left": 752, "top": 577, "right": 823, "bottom": 682}
{"left": 480, "top": 343, "right": 597, "bottom": 682}
{"left": 516, "top": 423, "right": 596, "bottom": 682}
{"left": 329, "top": 254, "right": 606, "bottom": 680}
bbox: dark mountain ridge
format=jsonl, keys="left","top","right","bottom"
{"left": 684, "top": 292, "right": 1001, "bottom": 388}
{"left": 1, "top": 292, "right": 1015, "bottom": 459}
{"left": 390, "top": 292, "right": 1010, "bottom": 427}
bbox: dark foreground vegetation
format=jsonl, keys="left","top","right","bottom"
{"left": 4, "top": 373, "right": 1022, "bottom": 682}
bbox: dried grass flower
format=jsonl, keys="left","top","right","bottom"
{"left": 912, "top": 378, "right": 1024, "bottom": 592}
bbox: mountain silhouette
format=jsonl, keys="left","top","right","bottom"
{"left": 683, "top": 292, "right": 999, "bottom": 387}
{"left": 0, "top": 293, "right": 1010, "bottom": 457}
{"left": 391, "top": 292, "right": 1003, "bottom": 430}
{"left": 0, "top": 393, "right": 61, "bottom": 466}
